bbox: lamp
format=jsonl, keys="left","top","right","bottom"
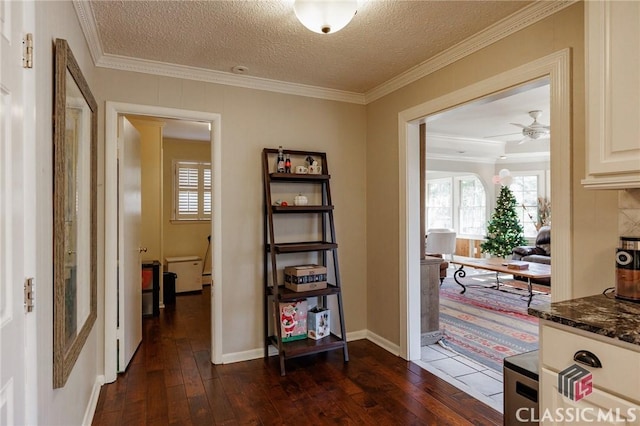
{"left": 294, "top": 0, "right": 358, "bottom": 34}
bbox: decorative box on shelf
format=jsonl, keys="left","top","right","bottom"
{"left": 278, "top": 300, "right": 308, "bottom": 342}
{"left": 284, "top": 264, "right": 327, "bottom": 292}
{"left": 308, "top": 307, "right": 330, "bottom": 340}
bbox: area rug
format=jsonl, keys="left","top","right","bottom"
{"left": 438, "top": 273, "right": 551, "bottom": 373}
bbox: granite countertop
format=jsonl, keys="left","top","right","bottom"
{"left": 528, "top": 294, "right": 640, "bottom": 346}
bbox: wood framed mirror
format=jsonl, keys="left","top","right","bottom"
{"left": 53, "top": 38, "right": 98, "bottom": 388}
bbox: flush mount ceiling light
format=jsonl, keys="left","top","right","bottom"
{"left": 293, "top": 0, "right": 358, "bottom": 34}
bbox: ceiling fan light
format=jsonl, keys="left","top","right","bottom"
{"left": 294, "top": 0, "right": 358, "bottom": 34}
{"left": 523, "top": 128, "right": 549, "bottom": 140}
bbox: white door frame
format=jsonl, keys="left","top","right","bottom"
{"left": 397, "top": 49, "right": 573, "bottom": 360}
{"left": 104, "top": 102, "right": 223, "bottom": 382}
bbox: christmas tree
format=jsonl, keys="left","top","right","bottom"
{"left": 481, "top": 185, "right": 527, "bottom": 258}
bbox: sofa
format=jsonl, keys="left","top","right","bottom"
{"left": 512, "top": 226, "right": 551, "bottom": 264}
{"left": 511, "top": 226, "right": 550, "bottom": 285}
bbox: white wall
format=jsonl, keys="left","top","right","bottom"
{"left": 34, "top": 2, "right": 103, "bottom": 425}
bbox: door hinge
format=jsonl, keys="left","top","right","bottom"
{"left": 22, "top": 33, "right": 33, "bottom": 69}
{"left": 24, "top": 278, "right": 35, "bottom": 312}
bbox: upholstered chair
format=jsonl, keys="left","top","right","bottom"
{"left": 425, "top": 229, "right": 457, "bottom": 284}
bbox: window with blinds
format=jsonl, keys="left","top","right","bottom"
{"left": 173, "top": 161, "right": 212, "bottom": 221}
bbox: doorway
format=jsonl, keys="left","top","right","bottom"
{"left": 104, "top": 102, "right": 223, "bottom": 383}
{"left": 420, "top": 80, "right": 552, "bottom": 411}
{"left": 397, "top": 49, "right": 573, "bottom": 362}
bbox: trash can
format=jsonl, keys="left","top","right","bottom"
{"left": 163, "top": 272, "right": 177, "bottom": 305}
{"left": 504, "top": 350, "right": 539, "bottom": 426}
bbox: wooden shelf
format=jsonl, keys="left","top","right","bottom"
{"left": 141, "top": 260, "right": 160, "bottom": 317}
{"left": 267, "top": 334, "right": 346, "bottom": 359}
{"left": 271, "top": 205, "right": 334, "bottom": 213}
{"left": 266, "top": 284, "right": 341, "bottom": 301}
{"left": 269, "top": 172, "right": 330, "bottom": 182}
{"left": 267, "top": 241, "right": 338, "bottom": 254}
{"left": 263, "top": 148, "right": 327, "bottom": 157}
{"left": 262, "top": 148, "right": 348, "bottom": 375}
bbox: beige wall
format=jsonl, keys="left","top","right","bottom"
{"left": 162, "top": 138, "right": 211, "bottom": 263}
{"left": 93, "top": 72, "right": 368, "bottom": 355}
{"left": 366, "top": 3, "right": 619, "bottom": 345}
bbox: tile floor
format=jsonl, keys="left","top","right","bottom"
{"left": 416, "top": 339, "right": 505, "bottom": 414}
{"left": 414, "top": 266, "right": 548, "bottom": 414}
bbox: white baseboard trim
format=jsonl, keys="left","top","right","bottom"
{"left": 83, "top": 375, "right": 105, "bottom": 426}
{"left": 345, "top": 329, "right": 367, "bottom": 341}
{"left": 221, "top": 346, "right": 278, "bottom": 364}
{"left": 219, "top": 329, "right": 394, "bottom": 364}
{"left": 364, "top": 331, "right": 401, "bottom": 356}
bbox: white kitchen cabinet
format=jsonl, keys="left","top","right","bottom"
{"left": 538, "top": 321, "right": 640, "bottom": 425}
{"left": 582, "top": 1, "right": 640, "bottom": 189}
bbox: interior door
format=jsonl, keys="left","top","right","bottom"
{"left": 0, "top": 1, "right": 28, "bottom": 423}
{"left": 117, "top": 115, "right": 142, "bottom": 371}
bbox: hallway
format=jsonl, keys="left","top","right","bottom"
{"left": 92, "top": 288, "right": 501, "bottom": 425}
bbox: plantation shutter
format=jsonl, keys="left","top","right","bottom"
{"left": 174, "top": 161, "right": 212, "bottom": 221}
{"left": 203, "top": 168, "right": 211, "bottom": 215}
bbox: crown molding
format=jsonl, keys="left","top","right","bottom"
{"left": 95, "top": 53, "right": 366, "bottom": 104}
{"left": 427, "top": 151, "right": 549, "bottom": 165}
{"left": 427, "top": 153, "right": 498, "bottom": 165}
{"left": 428, "top": 132, "right": 504, "bottom": 150}
{"left": 364, "top": 1, "right": 576, "bottom": 104}
{"left": 74, "top": 0, "right": 575, "bottom": 105}
{"left": 73, "top": 0, "right": 103, "bottom": 65}
{"left": 498, "top": 152, "right": 550, "bottom": 164}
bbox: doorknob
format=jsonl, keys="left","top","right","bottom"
{"left": 139, "top": 247, "right": 147, "bottom": 253}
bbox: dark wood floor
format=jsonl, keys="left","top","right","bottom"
{"left": 92, "top": 287, "right": 502, "bottom": 425}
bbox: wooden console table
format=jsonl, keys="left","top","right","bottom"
{"left": 449, "top": 257, "right": 551, "bottom": 306}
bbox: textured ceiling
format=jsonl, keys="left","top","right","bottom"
{"left": 88, "top": 0, "right": 552, "bottom": 160}
{"left": 427, "top": 80, "right": 550, "bottom": 161}
{"left": 89, "top": 0, "right": 533, "bottom": 93}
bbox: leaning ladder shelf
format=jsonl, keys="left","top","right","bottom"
{"left": 262, "top": 148, "right": 349, "bottom": 375}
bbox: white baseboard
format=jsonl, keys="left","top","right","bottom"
{"left": 364, "top": 330, "right": 401, "bottom": 356}
{"left": 221, "top": 346, "right": 278, "bottom": 364}
{"left": 219, "top": 329, "right": 392, "bottom": 364}
{"left": 346, "top": 329, "right": 367, "bottom": 341}
{"left": 83, "top": 375, "right": 105, "bottom": 426}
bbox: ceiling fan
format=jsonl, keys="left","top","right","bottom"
{"left": 487, "top": 110, "right": 550, "bottom": 143}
